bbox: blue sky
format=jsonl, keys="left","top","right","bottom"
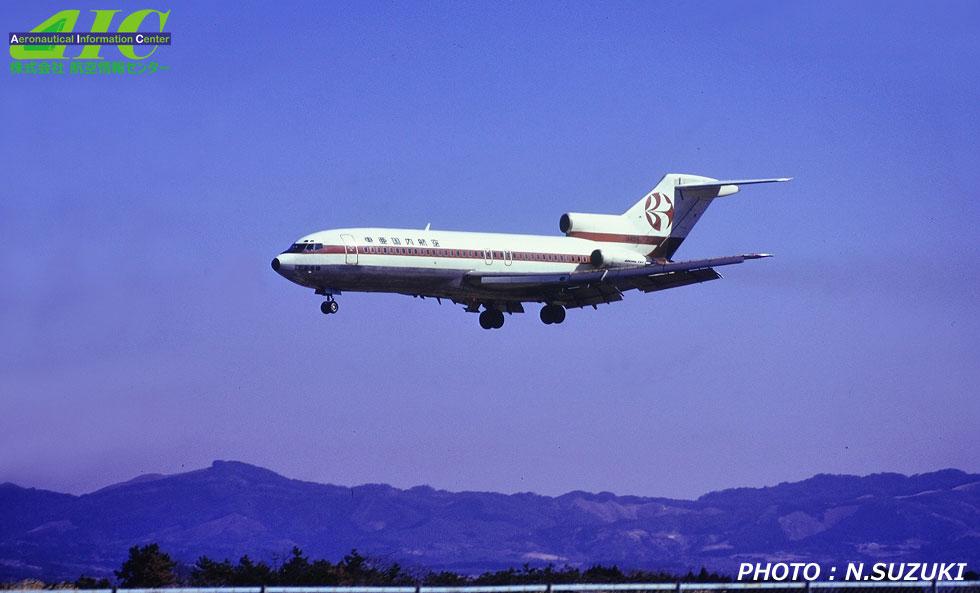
{"left": 1, "top": 1, "right": 978, "bottom": 499}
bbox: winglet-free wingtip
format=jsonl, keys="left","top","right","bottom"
{"left": 743, "top": 253, "right": 774, "bottom": 259}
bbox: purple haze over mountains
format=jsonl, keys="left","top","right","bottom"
{"left": 0, "top": 461, "right": 977, "bottom": 581}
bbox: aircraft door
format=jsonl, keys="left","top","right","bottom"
{"left": 483, "top": 249, "right": 493, "bottom": 265}
{"left": 341, "top": 234, "right": 358, "bottom": 264}
{"left": 503, "top": 250, "right": 513, "bottom": 266}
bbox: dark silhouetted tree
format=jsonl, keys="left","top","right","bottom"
{"left": 279, "top": 547, "right": 313, "bottom": 585}
{"left": 582, "top": 564, "right": 625, "bottom": 583}
{"left": 103, "top": 542, "right": 734, "bottom": 587}
{"left": 423, "top": 570, "right": 469, "bottom": 586}
{"left": 114, "top": 544, "right": 178, "bottom": 587}
{"left": 235, "top": 555, "right": 276, "bottom": 585}
{"left": 190, "top": 556, "right": 236, "bottom": 586}
{"left": 307, "top": 558, "right": 340, "bottom": 585}
{"left": 683, "top": 567, "right": 728, "bottom": 582}
{"left": 74, "top": 575, "right": 111, "bottom": 589}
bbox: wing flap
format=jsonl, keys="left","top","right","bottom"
{"left": 463, "top": 254, "right": 767, "bottom": 307}
{"left": 470, "top": 253, "right": 769, "bottom": 289}
{"left": 559, "top": 283, "right": 625, "bottom": 309}
{"left": 626, "top": 267, "right": 722, "bottom": 293}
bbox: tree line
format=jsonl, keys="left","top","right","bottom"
{"left": 66, "top": 543, "right": 731, "bottom": 588}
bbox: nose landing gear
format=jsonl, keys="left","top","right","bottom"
{"left": 540, "top": 304, "right": 565, "bottom": 325}
{"left": 479, "top": 309, "right": 505, "bottom": 330}
{"left": 320, "top": 299, "right": 339, "bottom": 315}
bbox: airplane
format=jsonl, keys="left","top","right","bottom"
{"left": 271, "top": 173, "right": 790, "bottom": 329}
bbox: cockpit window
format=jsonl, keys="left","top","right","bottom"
{"left": 284, "top": 242, "right": 323, "bottom": 253}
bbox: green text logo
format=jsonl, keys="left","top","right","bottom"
{"left": 10, "top": 9, "right": 170, "bottom": 61}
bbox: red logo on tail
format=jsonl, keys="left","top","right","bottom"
{"left": 644, "top": 192, "right": 674, "bottom": 231}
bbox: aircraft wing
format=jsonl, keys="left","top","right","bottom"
{"left": 465, "top": 253, "right": 771, "bottom": 309}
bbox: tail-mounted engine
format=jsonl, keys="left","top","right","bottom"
{"left": 559, "top": 212, "right": 636, "bottom": 236}
{"left": 590, "top": 248, "right": 647, "bottom": 268}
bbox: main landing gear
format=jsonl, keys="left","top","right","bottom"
{"left": 479, "top": 309, "right": 505, "bottom": 330}
{"left": 320, "top": 298, "right": 339, "bottom": 315}
{"left": 540, "top": 304, "right": 566, "bottom": 325}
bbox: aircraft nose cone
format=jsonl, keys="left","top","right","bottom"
{"left": 271, "top": 257, "right": 281, "bottom": 272}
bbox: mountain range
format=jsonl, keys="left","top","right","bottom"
{"left": 1, "top": 461, "right": 977, "bottom": 581}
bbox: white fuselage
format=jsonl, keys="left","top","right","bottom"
{"left": 270, "top": 174, "right": 788, "bottom": 326}
{"left": 272, "top": 227, "right": 645, "bottom": 302}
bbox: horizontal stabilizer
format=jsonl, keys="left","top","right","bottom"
{"left": 676, "top": 177, "right": 792, "bottom": 188}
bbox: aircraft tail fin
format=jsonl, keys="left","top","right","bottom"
{"left": 621, "top": 174, "right": 790, "bottom": 258}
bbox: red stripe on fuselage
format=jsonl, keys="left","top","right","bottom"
{"left": 297, "top": 245, "right": 595, "bottom": 264}
{"left": 567, "top": 231, "right": 663, "bottom": 245}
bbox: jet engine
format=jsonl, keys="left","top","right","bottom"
{"left": 559, "top": 212, "right": 634, "bottom": 235}
{"left": 590, "top": 248, "right": 647, "bottom": 268}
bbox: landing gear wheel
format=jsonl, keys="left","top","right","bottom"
{"left": 320, "top": 300, "right": 339, "bottom": 315}
{"left": 479, "top": 310, "right": 505, "bottom": 330}
{"left": 540, "top": 304, "right": 565, "bottom": 325}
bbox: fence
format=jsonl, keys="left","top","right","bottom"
{"left": 6, "top": 582, "right": 978, "bottom": 593}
